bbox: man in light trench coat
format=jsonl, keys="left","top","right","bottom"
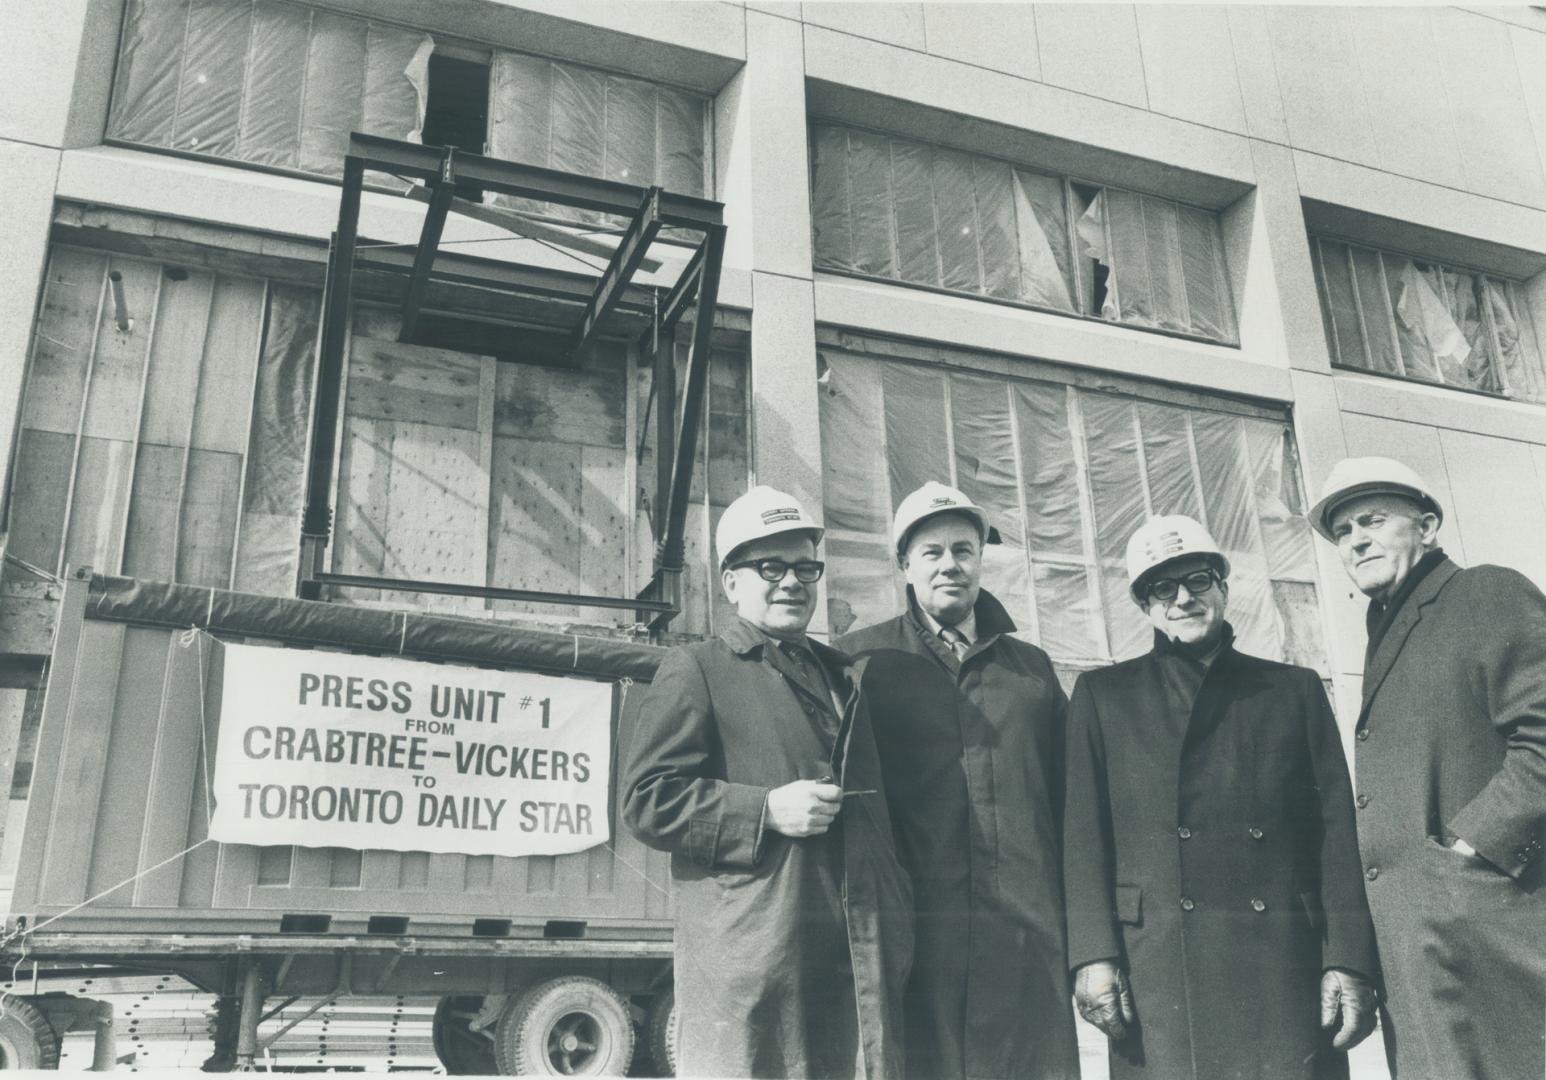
{"left": 1063, "top": 514, "right": 1379, "bottom": 1080}
{"left": 1311, "top": 456, "right": 1546, "bottom": 1080}
{"left": 621, "top": 485, "right": 912, "bottom": 1079}
{"left": 838, "top": 481, "right": 1081, "bottom": 1080}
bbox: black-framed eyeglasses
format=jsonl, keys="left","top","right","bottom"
{"left": 1145, "top": 569, "right": 1220, "bottom": 604}
{"left": 729, "top": 558, "right": 826, "bottom": 583}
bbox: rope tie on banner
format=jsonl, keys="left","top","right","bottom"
{"left": 399, "top": 614, "right": 409, "bottom": 656}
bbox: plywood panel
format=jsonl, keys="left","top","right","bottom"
{"left": 1135, "top": 5, "right": 1246, "bottom": 133}
{"left": 1034, "top": 5, "right": 1148, "bottom": 110}
{"left": 136, "top": 632, "right": 209, "bottom": 908}
{"left": 139, "top": 271, "right": 214, "bottom": 446}
{"left": 348, "top": 338, "right": 483, "bottom": 431}
{"left": 191, "top": 276, "right": 265, "bottom": 453}
{"left": 380, "top": 421, "right": 487, "bottom": 610}
{"left": 1346, "top": 7, "right": 1465, "bottom": 190}
{"left": 494, "top": 361, "right": 626, "bottom": 449}
{"left": 1438, "top": 430, "right": 1546, "bottom": 588}
{"left": 489, "top": 436, "right": 581, "bottom": 612}
{"left": 121, "top": 443, "right": 184, "bottom": 581}
{"left": 1266, "top": 7, "right": 1376, "bottom": 166}
{"left": 79, "top": 258, "right": 158, "bottom": 442}
{"left": 23, "top": 248, "right": 106, "bottom": 434}
{"left": 177, "top": 449, "right": 243, "bottom": 588}
{"left": 578, "top": 446, "right": 628, "bottom": 603}
{"left": 7, "top": 428, "right": 75, "bottom": 572}
{"left": 62, "top": 436, "right": 134, "bottom": 575}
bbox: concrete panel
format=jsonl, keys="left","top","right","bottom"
{"left": 1292, "top": 151, "right": 1546, "bottom": 262}
{"left": 1033, "top": 5, "right": 1148, "bottom": 110}
{"left": 1510, "top": 25, "right": 1546, "bottom": 209}
{"left": 1336, "top": 411, "right": 1465, "bottom": 568}
{"left": 802, "top": 2, "right": 926, "bottom": 50}
{"left": 922, "top": 3, "right": 1041, "bottom": 81}
{"left": 1135, "top": 5, "right": 1246, "bottom": 133}
{"left": 0, "top": 0, "right": 93, "bottom": 147}
{"left": 1266, "top": 7, "right": 1376, "bottom": 166}
{"left": 718, "top": 10, "right": 813, "bottom": 278}
{"left": 1438, "top": 429, "right": 1546, "bottom": 588}
{"left": 750, "top": 270, "right": 823, "bottom": 518}
{"left": 1346, "top": 7, "right": 1466, "bottom": 190}
{"left": 1533, "top": 445, "right": 1546, "bottom": 533}
{"left": 1333, "top": 370, "right": 1546, "bottom": 448}
{"left": 0, "top": 142, "right": 61, "bottom": 529}
{"left": 1432, "top": 7, "right": 1546, "bottom": 207}
{"left": 1246, "top": 140, "right": 1331, "bottom": 375}
{"left": 812, "top": 275, "right": 1295, "bottom": 405}
{"left": 1226, "top": 7, "right": 1290, "bottom": 144}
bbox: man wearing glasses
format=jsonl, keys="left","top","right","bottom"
{"left": 1063, "top": 515, "right": 1378, "bottom": 1080}
{"left": 837, "top": 481, "right": 1080, "bottom": 1080}
{"left": 621, "top": 485, "right": 912, "bottom": 1079}
{"left": 1311, "top": 457, "right": 1546, "bottom": 1080}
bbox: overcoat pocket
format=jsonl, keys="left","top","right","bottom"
{"left": 1115, "top": 884, "right": 1143, "bottom": 926}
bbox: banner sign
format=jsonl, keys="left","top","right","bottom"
{"left": 208, "top": 641, "right": 613, "bottom": 857}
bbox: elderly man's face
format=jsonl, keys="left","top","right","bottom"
{"left": 1329, "top": 493, "right": 1439, "bottom": 604}
{"left": 902, "top": 514, "right": 982, "bottom": 626}
{"left": 1142, "top": 555, "right": 1228, "bottom": 649}
{"left": 721, "top": 534, "right": 819, "bottom": 641}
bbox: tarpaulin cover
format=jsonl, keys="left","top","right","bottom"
{"left": 487, "top": 50, "right": 708, "bottom": 229}
{"left": 810, "top": 123, "right": 1236, "bottom": 343}
{"left": 817, "top": 346, "right": 1328, "bottom": 683}
{"left": 1314, "top": 238, "right": 1546, "bottom": 402}
{"left": 85, "top": 574, "right": 665, "bottom": 682}
{"left": 107, "top": 0, "right": 431, "bottom": 176}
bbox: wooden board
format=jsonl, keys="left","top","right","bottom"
{"left": 21, "top": 248, "right": 106, "bottom": 434}
{"left": 120, "top": 442, "right": 185, "bottom": 582}
{"left": 78, "top": 257, "right": 158, "bottom": 442}
{"left": 494, "top": 359, "right": 626, "bottom": 449}
{"left": 190, "top": 275, "right": 265, "bottom": 453}
{"left": 62, "top": 436, "right": 134, "bottom": 575}
{"left": 347, "top": 337, "right": 483, "bottom": 432}
{"left": 488, "top": 436, "right": 581, "bottom": 615}
{"left": 177, "top": 448, "right": 243, "bottom": 588}
{"left": 6, "top": 428, "right": 75, "bottom": 572}
{"left": 577, "top": 446, "right": 628, "bottom": 608}
{"left": 138, "top": 270, "right": 214, "bottom": 446}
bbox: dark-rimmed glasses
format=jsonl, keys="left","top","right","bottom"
{"left": 728, "top": 558, "right": 826, "bottom": 583}
{"left": 1146, "top": 569, "right": 1220, "bottom": 604}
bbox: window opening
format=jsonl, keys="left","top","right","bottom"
{"left": 421, "top": 53, "right": 491, "bottom": 199}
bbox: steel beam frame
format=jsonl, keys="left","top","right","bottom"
{"left": 298, "top": 134, "right": 726, "bottom": 635}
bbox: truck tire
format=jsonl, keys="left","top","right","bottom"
{"left": 493, "top": 976, "right": 634, "bottom": 1076}
{"left": 0, "top": 997, "right": 59, "bottom": 1069}
{"left": 644, "top": 988, "right": 678, "bottom": 1077}
{"left": 432, "top": 995, "right": 498, "bottom": 1075}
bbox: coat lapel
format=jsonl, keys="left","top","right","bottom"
{"left": 1359, "top": 558, "right": 1460, "bottom": 721}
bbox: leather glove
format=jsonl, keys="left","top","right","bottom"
{"left": 1319, "top": 968, "right": 1378, "bottom": 1051}
{"left": 1074, "top": 960, "right": 1135, "bottom": 1042}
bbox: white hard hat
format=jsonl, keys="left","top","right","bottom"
{"left": 1125, "top": 515, "right": 1229, "bottom": 603}
{"left": 892, "top": 481, "right": 989, "bottom": 555}
{"left": 1309, "top": 457, "right": 1443, "bottom": 542}
{"left": 715, "top": 485, "right": 823, "bottom": 568}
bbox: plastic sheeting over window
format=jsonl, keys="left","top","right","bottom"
{"left": 817, "top": 343, "right": 1326, "bottom": 682}
{"left": 487, "top": 52, "right": 710, "bottom": 230}
{"left": 107, "top": 0, "right": 431, "bottom": 176}
{"left": 1312, "top": 237, "right": 1546, "bottom": 403}
{"left": 6, "top": 247, "right": 320, "bottom": 593}
{"left": 810, "top": 123, "right": 1237, "bottom": 344}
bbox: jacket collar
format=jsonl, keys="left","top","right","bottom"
{"left": 718, "top": 615, "right": 857, "bottom": 672}
{"left": 1151, "top": 620, "right": 1236, "bottom": 665}
{"left": 1360, "top": 556, "right": 1461, "bottom": 719}
{"left": 904, "top": 585, "right": 1018, "bottom": 638}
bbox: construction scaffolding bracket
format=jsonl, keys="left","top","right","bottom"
{"left": 297, "top": 133, "right": 725, "bottom": 636}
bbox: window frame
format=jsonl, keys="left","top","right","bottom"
{"left": 1310, "top": 232, "right": 1540, "bottom": 403}
{"left": 808, "top": 120, "right": 1241, "bottom": 350}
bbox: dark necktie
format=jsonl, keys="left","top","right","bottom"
{"left": 938, "top": 624, "right": 970, "bottom": 659}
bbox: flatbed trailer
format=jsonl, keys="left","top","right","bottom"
{"left": 1, "top": 571, "right": 681, "bottom": 1074}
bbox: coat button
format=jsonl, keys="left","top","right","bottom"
{"left": 1366, "top": 867, "right": 1379, "bottom": 881}
{"left": 1357, "top": 729, "right": 1370, "bottom": 741}
{"left": 1177, "top": 827, "right": 1192, "bottom": 839}
{"left": 1251, "top": 899, "right": 1267, "bottom": 913}
{"left": 1356, "top": 794, "right": 1369, "bottom": 809}
{"left": 1180, "top": 898, "right": 1195, "bottom": 912}
{"left": 1249, "top": 827, "right": 1264, "bottom": 840}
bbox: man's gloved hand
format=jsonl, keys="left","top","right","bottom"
{"left": 1074, "top": 960, "right": 1135, "bottom": 1042}
{"left": 1319, "top": 968, "right": 1378, "bottom": 1051}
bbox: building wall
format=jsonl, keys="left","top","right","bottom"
{"left": 2, "top": 1, "right": 1545, "bottom": 718}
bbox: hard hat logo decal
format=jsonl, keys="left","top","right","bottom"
{"left": 929, "top": 496, "right": 956, "bottom": 508}
{"left": 760, "top": 508, "right": 802, "bottom": 525}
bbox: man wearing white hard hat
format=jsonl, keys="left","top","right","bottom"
{"left": 836, "top": 481, "right": 1080, "bottom": 1080}
{"left": 1063, "top": 515, "right": 1378, "bottom": 1080}
{"left": 621, "top": 485, "right": 912, "bottom": 1079}
{"left": 1313, "top": 456, "right": 1546, "bottom": 1080}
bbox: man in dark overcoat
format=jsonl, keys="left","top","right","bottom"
{"left": 621, "top": 485, "right": 913, "bottom": 1079}
{"left": 1064, "top": 514, "right": 1379, "bottom": 1080}
{"left": 837, "top": 481, "right": 1080, "bottom": 1080}
{"left": 1311, "top": 456, "right": 1546, "bottom": 1080}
